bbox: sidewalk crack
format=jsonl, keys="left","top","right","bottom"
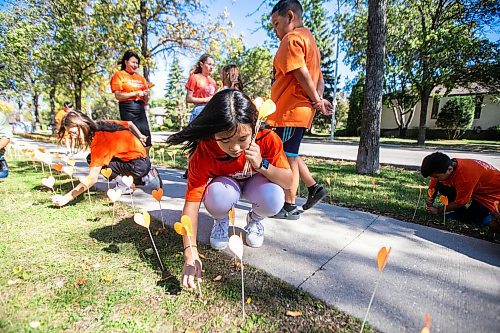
{"left": 297, "top": 215, "right": 380, "bottom": 289}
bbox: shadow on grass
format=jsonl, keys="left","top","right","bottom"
{"left": 89, "top": 215, "right": 183, "bottom": 295}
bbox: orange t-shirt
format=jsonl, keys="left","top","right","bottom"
{"left": 110, "top": 70, "right": 149, "bottom": 102}
{"left": 185, "top": 73, "right": 217, "bottom": 105}
{"left": 55, "top": 109, "right": 68, "bottom": 126}
{"left": 428, "top": 159, "right": 500, "bottom": 212}
{"left": 89, "top": 121, "right": 146, "bottom": 167}
{"left": 268, "top": 27, "right": 321, "bottom": 129}
{"left": 185, "top": 129, "right": 290, "bottom": 202}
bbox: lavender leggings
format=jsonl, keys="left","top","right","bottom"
{"left": 203, "top": 174, "right": 285, "bottom": 222}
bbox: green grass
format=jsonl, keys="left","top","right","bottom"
{"left": 0, "top": 159, "right": 372, "bottom": 332}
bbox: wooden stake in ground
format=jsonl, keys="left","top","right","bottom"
{"left": 79, "top": 176, "right": 92, "bottom": 209}
{"left": 333, "top": 172, "right": 338, "bottom": 190}
{"left": 53, "top": 163, "right": 63, "bottom": 193}
{"left": 159, "top": 148, "right": 164, "bottom": 164}
{"left": 228, "top": 233, "right": 245, "bottom": 321}
{"left": 107, "top": 188, "right": 122, "bottom": 231}
{"left": 152, "top": 188, "right": 166, "bottom": 229}
{"left": 134, "top": 211, "right": 166, "bottom": 272}
{"left": 168, "top": 150, "right": 178, "bottom": 168}
{"left": 174, "top": 215, "right": 202, "bottom": 296}
{"left": 62, "top": 166, "right": 75, "bottom": 189}
{"left": 101, "top": 168, "right": 112, "bottom": 189}
{"left": 412, "top": 187, "right": 423, "bottom": 221}
{"left": 439, "top": 195, "right": 449, "bottom": 225}
{"left": 121, "top": 175, "right": 135, "bottom": 210}
{"left": 360, "top": 246, "right": 392, "bottom": 333}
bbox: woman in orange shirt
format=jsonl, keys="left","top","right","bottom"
{"left": 167, "top": 89, "right": 292, "bottom": 290}
{"left": 110, "top": 50, "right": 152, "bottom": 153}
{"left": 51, "top": 111, "right": 161, "bottom": 207}
{"left": 185, "top": 53, "right": 217, "bottom": 122}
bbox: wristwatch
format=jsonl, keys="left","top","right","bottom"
{"left": 258, "top": 158, "right": 270, "bottom": 171}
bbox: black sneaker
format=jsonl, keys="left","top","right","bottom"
{"left": 272, "top": 207, "right": 301, "bottom": 220}
{"left": 302, "top": 185, "right": 328, "bottom": 210}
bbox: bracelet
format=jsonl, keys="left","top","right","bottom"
{"left": 184, "top": 245, "right": 197, "bottom": 252}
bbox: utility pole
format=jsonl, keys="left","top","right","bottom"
{"left": 330, "top": 0, "right": 341, "bottom": 141}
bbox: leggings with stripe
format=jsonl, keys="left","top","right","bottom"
{"left": 203, "top": 174, "right": 285, "bottom": 222}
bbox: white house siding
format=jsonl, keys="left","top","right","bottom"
{"left": 381, "top": 94, "right": 499, "bottom": 130}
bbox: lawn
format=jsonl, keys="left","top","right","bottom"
{"left": 0, "top": 158, "right": 372, "bottom": 332}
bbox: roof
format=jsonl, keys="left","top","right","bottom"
{"left": 149, "top": 107, "right": 167, "bottom": 116}
{"left": 432, "top": 83, "right": 494, "bottom": 96}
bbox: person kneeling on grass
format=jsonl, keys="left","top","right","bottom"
{"left": 420, "top": 152, "right": 500, "bottom": 232}
{"left": 51, "top": 111, "right": 161, "bottom": 207}
{"left": 166, "top": 89, "right": 292, "bottom": 289}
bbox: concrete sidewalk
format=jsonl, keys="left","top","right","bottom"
{"left": 13, "top": 137, "right": 500, "bottom": 333}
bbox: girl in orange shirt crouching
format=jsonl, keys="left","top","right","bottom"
{"left": 51, "top": 111, "right": 161, "bottom": 207}
{"left": 166, "top": 89, "right": 292, "bottom": 290}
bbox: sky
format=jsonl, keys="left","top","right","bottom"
{"left": 149, "top": 0, "right": 355, "bottom": 99}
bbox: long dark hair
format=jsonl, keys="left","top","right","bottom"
{"left": 221, "top": 64, "right": 244, "bottom": 92}
{"left": 58, "top": 111, "right": 127, "bottom": 151}
{"left": 166, "top": 89, "right": 257, "bottom": 156}
{"left": 120, "top": 50, "right": 140, "bottom": 71}
{"left": 189, "top": 53, "right": 213, "bottom": 75}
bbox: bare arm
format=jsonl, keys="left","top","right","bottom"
{"left": 51, "top": 166, "right": 101, "bottom": 206}
{"left": 181, "top": 200, "right": 202, "bottom": 289}
{"left": 113, "top": 90, "right": 149, "bottom": 101}
{"left": 291, "top": 66, "right": 322, "bottom": 104}
{"left": 185, "top": 90, "right": 211, "bottom": 104}
{"left": 426, "top": 201, "right": 465, "bottom": 215}
{"left": 0, "top": 137, "right": 10, "bottom": 150}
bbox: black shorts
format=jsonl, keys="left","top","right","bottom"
{"left": 119, "top": 101, "right": 152, "bottom": 147}
{"left": 273, "top": 127, "right": 306, "bottom": 157}
{"left": 87, "top": 154, "right": 150, "bottom": 184}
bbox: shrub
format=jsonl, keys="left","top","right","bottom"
{"left": 435, "top": 96, "right": 474, "bottom": 139}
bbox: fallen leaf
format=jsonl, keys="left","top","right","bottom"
{"left": 101, "top": 275, "right": 113, "bottom": 283}
{"left": 377, "top": 246, "right": 392, "bottom": 272}
{"left": 7, "top": 279, "right": 20, "bottom": 286}
{"left": 286, "top": 310, "right": 303, "bottom": 317}
{"left": 184, "top": 329, "right": 196, "bottom": 333}
{"left": 73, "top": 277, "right": 86, "bottom": 288}
{"left": 213, "top": 275, "right": 222, "bottom": 281}
{"left": 246, "top": 297, "right": 252, "bottom": 304}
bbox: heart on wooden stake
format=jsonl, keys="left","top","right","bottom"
{"left": 42, "top": 176, "right": 55, "bottom": 189}
{"left": 420, "top": 313, "right": 430, "bottom": 333}
{"left": 53, "top": 163, "right": 63, "bottom": 172}
{"left": 427, "top": 188, "right": 435, "bottom": 197}
{"left": 174, "top": 215, "right": 193, "bottom": 236}
{"left": 134, "top": 211, "right": 150, "bottom": 228}
{"left": 62, "top": 166, "right": 74, "bottom": 177}
{"left": 229, "top": 207, "right": 235, "bottom": 225}
{"left": 107, "top": 188, "right": 122, "bottom": 202}
{"left": 121, "top": 175, "right": 134, "bottom": 188}
{"left": 68, "top": 158, "right": 76, "bottom": 167}
{"left": 38, "top": 147, "right": 46, "bottom": 153}
{"left": 53, "top": 152, "right": 60, "bottom": 159}
{"left": 257, "top": 99, "right": 276, "bottom": 120}
{"left": 253, "top": 97, "right": 264, "bottom": 110}
{"left": 100, "top": 168, "right": 112, "bottom": 179}
{"left": 325, "top": 177, "right": 331, "bottom": 186}
{"left": 377, "top": 246, "right": 392, "bottom": 272}
{"left": 152, "top": 188, "right": 163, "bottom": 202}
{"left": 79, "top": 176, "right": 91, "bottom": 188}
{"left": 228, "top": 235, "right": 243, "bottom": 260}
{"left": 439, "top": 195, "right": 448, "bottom": 206}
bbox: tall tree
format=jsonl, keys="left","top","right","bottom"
{"left": 343, "top": 0, "right": 500, "bottom": 144}
{"left": 356, "top": 0, "right": 387, "bottom": 175}
{"left": 164, "top": 56, "right": 186, "bottom": 128}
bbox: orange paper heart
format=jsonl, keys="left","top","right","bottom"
{"left": 377, "top": 246, "right": 392, "bottom": 272}
{"left": 439, "top": 195, "right": 448, "bottom": 206}
{"left": 152, "top": 188, "right": 163, "bottom": 202}
{"left": 325, "top": 177, "right": 331, "bottom": 186}
{"left": 38, "top": 147, "right": 45, "bottom": 153}
{"left": 100, "top": 168, "right": 112, "bottom": 179}
{"left": 228, "top": 207, "right": 235, "bottom": 225}
{"left": 174, "top": 215, "right": 193, "bottom": 236}
{"left": 427, "top": 188, "right": 435, "bottom": 198}
{"left": 493, "top": 200, "right": 499, "bottom": 213}
{"left": 41, "top": 176, "right": 55, "bottom": 189}
{"left": 134, "top": 211, "right": 150, "bottom": 228}
{"left": 421, "top": 313, "right": 430, "bottom": 333}
{"left": 52, "top": 163, "right": 63, "bottom": 172}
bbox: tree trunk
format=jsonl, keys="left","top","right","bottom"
{"left": 139, "top": 0, "right": 149, "bottom": 82}
{"left": 74, "top": 79, "right": 82, "bottom": 111}
{"left": 49, "top": 83, "right": 56, "bottom": 133}
{"left": 32, "top": 91, "right": 40, "bottom": 130}
{"left": 356, "top": 0, "right": 387, "bottom": 175}
{"left": 417, "top": 89, "right": 431, "bottom": 144}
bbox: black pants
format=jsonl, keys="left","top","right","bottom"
{"left": 435, "top": 182, "right": 490, "bottom": 224}
{"left": 118, "top": 101, "right": 152, "bottom": 147}
{"left": 87, "top": 154, "right": 150, "bottom": 184}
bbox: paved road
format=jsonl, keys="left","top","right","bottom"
{"left": 152, "top": 132, "right": 500, "bottom": 169}
{"left": 14, "top": 137, "right": 500, "bottom": 333}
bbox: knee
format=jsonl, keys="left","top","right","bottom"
{"left": 204, "top": 177, "right": 240, "bottom": 215}
{"left": 252, "top": 184, "right": 285, "bottom": 217}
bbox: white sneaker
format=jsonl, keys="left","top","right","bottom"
{"left": 142, "top": 167, "right": 162, "bottom": 189}
{"left": 210, "top": 216, "right": 229, "bottom": 250}
{"left": 245, "top": 212, "right": 264, "bottom": 248}
{"left": 115, "top": 176, "right": 133, "bottom": 195}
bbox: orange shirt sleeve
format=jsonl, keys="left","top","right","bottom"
{"left": 275, "top": 35, "right": 306, "bottom": 75}
{"left": 90, "top": 133, "right": 114, "bottom": 167}
{"left": 258, "top": 130, "right": 290, "bottom": 170}
{"left": 185, "top": 143, "right": 213, "bottom": 202}
{"left": 110, "top": 72, "right": 122, "bottom": 92}
{"left": 185, "top": 74, "right": 198, "bottom": 92}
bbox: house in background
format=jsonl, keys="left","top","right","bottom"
{"left": 381, "top": 84, "right": 500, "bottom": 133}
{"left": 149, "top": 107, "right": 167, "bottom": 126}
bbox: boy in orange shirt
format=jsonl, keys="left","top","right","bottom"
{"left": 421, "top": 152, "right": 500, "bottom": 231}
{"left": 267, "top": 0, "right": 333, "bottom": 219}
